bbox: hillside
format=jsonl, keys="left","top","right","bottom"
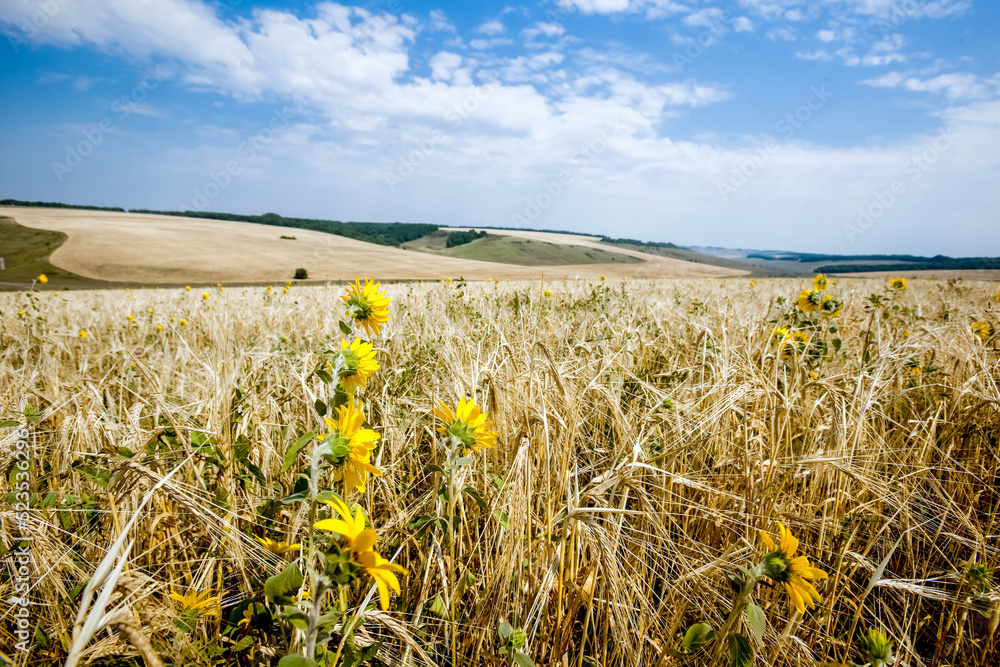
{"left": 1, "top": 208, "right": 743, "bottom": 287}
{"left": 402, "top": 230, "right": 643, "bottom": 266}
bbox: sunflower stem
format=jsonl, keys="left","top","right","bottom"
{"left": 712, "top": 567, "right": 762, "bottom": 664}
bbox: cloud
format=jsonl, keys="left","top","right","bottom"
{"left": 477, "top": 19, "right": 505, "bottom": 36}
{"left": 428, "top": 10, "right": 455, "bottom": 32}
{"left": 556, "top": 0, "right": 632, "bottom": 14}
{"left": 861, "top": 70, "right": 999, "bottom": 99}
{"left": 733, "top": 17, "right": 754, "bottom": 33}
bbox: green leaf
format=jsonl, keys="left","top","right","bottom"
{"left": 728, "top": 633, "right": 754, "bottom": 667}
{"left": 425, "top": 463, "right": 445, "bottom": 474}
{"left": 277, "top": 656, "right": 318, "bottom": 667}
{"left": 427, "top": 593, "right": 449, "bottom": 619}
{"left": 832, "top": 338, "right": 842, "bottom": 352}
{"left": 456, "top": 570, "right": 476, "bottom": 598}
{"left": 315, "top": 369, "right": 334, "bottom": 384}
{"left": 513, "top": 651, "right": 535, "bottom": 667}
{"left": 498, "top": 620, "right": 514, "bottom": 640}
{"left": 243, "top": 460, "right": 266, "bottom": 486}
{"left": 463, "top": 487, "right": 488, "bottom": 512}
{"left": 281, "top": 432, "right": 315, "bottom": 473}
{"left": 282, "top": 606, "right": 310, "bottom": 630}
{"left": 231, "top": 636, "right": 255, "bottom": 652}
{"left": 1, "top": 419, "right": 20, "bottom": 427}
{"left": 339, "top": 320, "right": 352, "bottom": 336}
{"left": 314, "top": 399, "right": 328, "bottom": 416}
{"left": 265, "top": 563, "right": 303, "bottom": 604}
{"left": 681, "top": 622, "right": 714, "bottom": 654}
{"left": 745, "top": 603, "right": 766, "bottom": 647}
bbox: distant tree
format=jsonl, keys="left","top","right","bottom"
{"left": 294, "top": 268, "right": 308, "bottom": 280}
{"left": 446, "top": 229, "right": 488, "bottom": 248}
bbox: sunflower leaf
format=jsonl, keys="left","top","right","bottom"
{"left": 513, "top": 651, "right": 535, "bottom": 667}
{"left": 463, "top": 487, "right": 488, "bottom": 512}
{"left": 746, "top": 603, "right": 766, "bottom": 646}
{"left": 265, "top": 563, "right": 303, "bottom": 605}
{"left": 277, "top": 656, "right": 318, "bottom": 667}
{"left": 339, "top": 320, "right": 352, "bottom": 336}
{"left": 281, "top": 432, "right": 315, "bottom": 473}
{"left": 681, "top": 622, "right": 714, "bottom": 654}
{"left": 728, "top": 633, "right": 754, "bottom": 667}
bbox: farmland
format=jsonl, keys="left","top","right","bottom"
{"left": 2, "top": 275, "right": 1000, "bottom": 666}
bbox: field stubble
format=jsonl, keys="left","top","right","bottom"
{"left": 2, "top": 277, "right": 999, "bottom": 666}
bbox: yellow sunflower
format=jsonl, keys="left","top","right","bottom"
{"left": 819, "top": 294, "right": 842, "bottom": 318}
{"left": 321, "top": 398, "right": 382, "bottom": 493}
{"left": 254, "top": 535, "right": 301, "bottom": 555}
{"left": 313, "top": 497, "right": 407, "bottom": 611}
{"left": 342, "top": 277, "right": 391, "bottom": 337}
{"left": 168, "top": 589, "right": 221, "bottom": 617}
{"left": 37, "top": 274, "right": 48, "bottom": 285}
{"left": 336, "top": 338, "right": 380, "bottom": 393}
{"left": 971, "top": 321, "right": 994, "bottom": 342}
{"left": 769, "top": 327, "right": 789, "bottom": 347}
{"left": 779, "top": 330, "right": 810, "bottom": 360}
{"left": 889, "top": 277, "right": 907, "bottom": 290}
{"left": 758, "top": 522, "right": 828, "bottom": 614}
{"left": 433, "top": 397, "right": 498, "bottom": 455}
{"left": 796, "top": 289, "right": 823, "bottom": 315}
{"left": 812, "top": 274, "right": 830, "bottom": 290}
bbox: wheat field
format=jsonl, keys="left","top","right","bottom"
{"left": 2, "top": 276, "right": 999, "bottom": 667}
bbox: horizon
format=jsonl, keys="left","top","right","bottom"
{"left": 1, "top": 0, "right": 998, "bottom": 256}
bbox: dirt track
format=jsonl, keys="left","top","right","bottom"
{"left": 7, "top": 208, "right": 744, "bottom": 283}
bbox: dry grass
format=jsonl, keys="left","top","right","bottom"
{"left": 2, "top": 276, "right": 999, "bottom": 667}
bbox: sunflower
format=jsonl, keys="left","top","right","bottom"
{"left": 819, "top": 294, "right": 842, "bottom": 318}
{"left": 433, "top": 397, "right": 497, "bottom": 455}
{"left": 796, "top": 289, "right": 823, "bottom": 315}
{"left": 342, "top": 277, "right": 391, "bottom": 337}
{"left": 313, "top": 497, "right": 407, "bottom": 611}
{"left": 769, "top": 327, "right": 789, "bottom": 347}
{"left": 79, "top": 329, "right": 88, "bottom": 338}
{"left": 862, "top": 628, "right": 894, "bottom": 667}
{"left": 254, "top": 535, "right": 301, "bottom": 555}
{"left": 889, "top": 277, "right": 907, "bottom": 290}
{"left": 758, "top": 522, "right": 828, "bottom": 614}
{"left": 970, "top": 321, "right": 994, "bottom": 342}
{"left": 779, "top": 331, "right": 810, "bottom": 360}
{"left": 168, "top": 589, "right": 221, "bottom": 617}
{"left": 321, "top": 398, "right": 382, "bottom": 493}
{"left": 336, "top": 338, "right": 380, "bottom": 393}
{"left": 37, "top": 274, "right": 48, "bottom": 285}
{"left": 812, "top": 274, "right": 830, "bottom": 290}
{"left": 543, "top": 289, "right": 552, "bottom": 298}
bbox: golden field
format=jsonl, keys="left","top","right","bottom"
{"left": 1, "top": 276, "right": 999, "bottom": 667}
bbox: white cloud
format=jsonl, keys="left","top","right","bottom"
{"left": 477, "top": 19, "right": 505, "bottom": 36}
{"left": 429, "top": 51, "right": 463, "bottom": 82}
{"left": 428, "top": 10, "right": 455, "bottom": 32}
{"left": 861, "top": 70, "right": 999, "bottom": 99}
{"left": 733, "top": 17, "right": 754, "bottom": 32}
{"left": 556, "top": 0, "right": 632, "bottom": 14}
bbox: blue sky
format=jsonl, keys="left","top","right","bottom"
{"left": 1, "top": 0, "right": 998, "bottom": 255}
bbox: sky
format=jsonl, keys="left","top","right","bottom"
{"left": 0, "top": 0, "right": 998, "bottom": 256}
